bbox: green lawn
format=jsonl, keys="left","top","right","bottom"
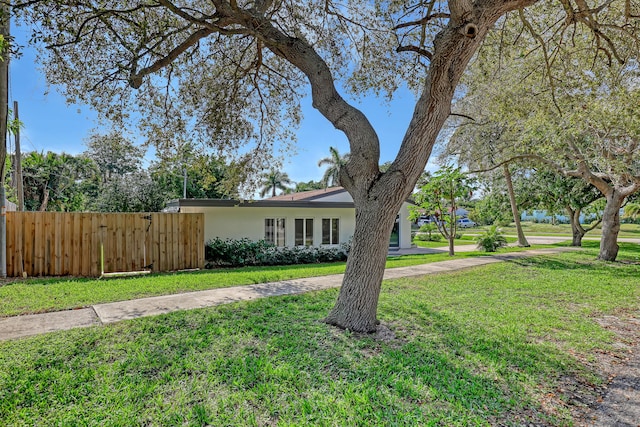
{"left": 413, "top": 235, "right": 518, "bottom": 248}
{"left": 0, "top": 242, "right": 638, "bottom": 425}
{"left": 0, "top": 243, "right": 552, "bottom": 318}
{"left": 490, "top": 221, "right": 640, "bottom": 238}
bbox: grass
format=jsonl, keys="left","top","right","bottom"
{"left": 490, "top": 221, "right": 640, "bottom": 238}
{"left": 0, "top": 242, "right": 638, "bottom": 425}
{"left": 0, "top": 243, "right": 555, "bottom": 318}
{"left": 413, "top": 234, "right": 518, "bottom": 248}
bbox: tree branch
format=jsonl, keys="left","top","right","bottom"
{"left": 449, "top": 112, "right": 475, "bottom": 121}
{"left": 129, "top": 27, "right": 214, "bottom": 88}
{"left": 396, "top": 45, "right": 433, "bottom": 59}
{"left": 518, "top": 9, "right": 562, "bottom": 114}
{"left": 393, "top": 13, "right": 450, "bottom": 30}
{"left": 466, "top": 154, "right": 577, "bottom": 177}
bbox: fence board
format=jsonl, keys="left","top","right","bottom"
{"left": 43, "top": 213, "right": 52, "bottom": 275}
{"left": 171, "top": 214, "right": 179, "bottom": 271}
{"left": 25, "top": 213, "right": 34, "bottom": 276}
{"left": 90, "top": 214, "right": 99, "bottom": 276}
{"left": 197, "top": 214, "right": 205, "bottom": 268}
{"left": 62, "top": 214, "right": 70, "bottom": 275}
{"left": 161, "top": 214, "right": 167, "bottom": 271}
{"left": 71, "top": 215, "right": 80, "bottom": 276}
{"left": 5, "top": 212, "right": 204, "bottom": 277}
{"left": 181, "top": 216, "right": 188, "bottom": 267}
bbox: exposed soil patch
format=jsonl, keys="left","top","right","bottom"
{"left": 570, "top": 314, "right": 640, "bottom": 426}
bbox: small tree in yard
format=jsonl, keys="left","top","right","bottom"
{"left": 520, "top": 167, "right": 603, "bottom": 247}
{"left": 12, "top": 1, "right": 638, "bottom": 332}
{"left": 412, "top": 166, "right": 475, "bottom": 256}
{"left": 475, "top": 225, "right": 507, "bottom": 252}
{"left": 418, "top": 222, "right": 440, "bottom": 241}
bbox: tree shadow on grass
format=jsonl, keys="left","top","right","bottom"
{"left": 0, "top": 289, "right": 591, "bottom": 426}
{"left": 378, "top": 302, "right": 601, "bottom": 425}
{"left": 505, "top": 255, "right": 640, "bottom": 282}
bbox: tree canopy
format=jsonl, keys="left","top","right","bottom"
{"left": 84, "top": 132, "right": 145, "bottom": 184}
{"left": 10, "top": 0, "right": 640, "bottom": 331}
{"left": 21, "top": 151, "right": 97, "bottom": 211}
{"left": 446, "top": 14, "right": 640, "bottom": 258}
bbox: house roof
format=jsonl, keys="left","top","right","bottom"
{"left": 266, "top": 187, "right": 346, "bottom": 201}
{"left": 165, "top": 186, "right": 415, "bottom": 211}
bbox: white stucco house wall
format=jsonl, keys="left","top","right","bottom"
{"left": 165, "top": 187, "right": 414, "bottom": 249}
{"left": 4, "top": 198, "right": 16, "bottom": 212}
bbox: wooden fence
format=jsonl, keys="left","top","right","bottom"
{"left": 6, "top": 212, "right": 205, "bottom": 277}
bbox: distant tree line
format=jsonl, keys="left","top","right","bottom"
{"left": 5, "top": 132, "right": 236, "bottom": 212}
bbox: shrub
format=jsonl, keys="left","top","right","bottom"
{"left": 475, "top": 226, "right": 508, "bottom": 252}
{"left": 205, "top": 238, "right": 348, "bottom": 268}
{"left": 416, "top": 223, "right": 442, "bottom": 241}
{"left": 495, "top": 218, "right": 512, "bottom": 227}
{"left": 414, "top": 233, "right": 442, "bottom": 242}
{"left": 205, "top": 237, "right": 273, "bottom": 266}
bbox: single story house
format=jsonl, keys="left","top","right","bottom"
{"left": 3, "top": 197, "right": 16, "bottom": 212}
{"left": 165, "top": 187, "right": 414, "bottom": 249}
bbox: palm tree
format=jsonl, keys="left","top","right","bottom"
{"left": 259, "top": 169, "right": 292, "bottom": 198}
{"left": 623, "top": 202, "right": 640, "bottom": 219}
{"left": 318, "top": 146, "right": 349, "bottom": 188}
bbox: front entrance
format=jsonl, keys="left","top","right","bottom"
{"left": 389, "top": 215, "right": 400, "bottom": 247}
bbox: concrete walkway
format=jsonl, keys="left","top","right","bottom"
{"left": 0, "top": 246, "right": 574, "bottom": 341}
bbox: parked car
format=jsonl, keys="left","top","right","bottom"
{"left": 417, "top": 215, "right": 436, "bottom": 226}
{"left": 456, "top": 218, "right": 477, "bottom": 228}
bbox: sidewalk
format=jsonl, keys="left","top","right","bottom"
{"left": 0, "top": 247, "right": 575, "bottom": 341}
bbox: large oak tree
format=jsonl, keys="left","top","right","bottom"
{"left": 450, "top": 16, "right": 640, "bottom": 261}
{"left": 10, "top": 0, "right": 638, "bottom": 331}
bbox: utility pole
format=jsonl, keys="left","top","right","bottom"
{"left": 13, "top": 100, "right": 23, "bottom": 211}
{"left": 0, "top": 4, "right": 9, "bottom": 278}
{"left": 183, "top": 167, "right": 187, "bottom": 198}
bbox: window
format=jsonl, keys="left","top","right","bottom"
{"left": 295, "top": 218, "right": 314, "bottom": 246}
{"left": 322, "top": 218, "right": 339, "bottom": 245}
{"left": 265, "top": 218, "right": 286, "bottom": 247}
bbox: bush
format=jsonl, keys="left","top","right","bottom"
{"left": 205, "top": 238, "right": 349, "bottom": 268}
{"left": 415, "top": 223, "right": 442, "bottom": 241}
{"left": 495, "top": 219, "right": 511, "bottom": 227}
{"left": 205, "top": 237, "right": 273, "bottom": 266}
{"left": 414, "top": 233, "right": 442, "bottom": 242}
{"left": 475, "top": 226, "right": 508, "bottom": 252}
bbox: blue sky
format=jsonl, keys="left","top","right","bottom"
{"left": 9, "top": 23, "right": 438, "bottom": 185}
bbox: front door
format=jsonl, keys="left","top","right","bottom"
{"left": 389, "top": 215, "right": 400, "bottom": 247}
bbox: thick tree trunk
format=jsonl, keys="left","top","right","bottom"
{"left": 270, "top": 0, "right": 521, "bottom": 333}
{"left": 324, "top": 201, "right": 397, "bottom": 332}
{"left": 566, "top": 207, "right": 585, "bottom": 246}
{"left": 323, "top": 13, "right": 508, "bottom": 331}
{"left": 598, "top": 191, "right": 624, "bottom": 261}
{"left": 503, "top": 164, "right": 529, "bottom": 247}
{"left": 572, "top": 228, "right": 584, "bottom": 247}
